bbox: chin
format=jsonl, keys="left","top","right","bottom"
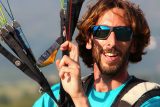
{"left": 101, "top": 66, "right": 119, "bottom": 74}
{"left": 99, "top": 61, "right": 123, "bottom": 75}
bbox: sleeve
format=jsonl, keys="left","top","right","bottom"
{"left": 140, "top": 96, "right": 160, "bottom": 107}
{"left": 32, "top": 83, "right": 60, "bottom": 107}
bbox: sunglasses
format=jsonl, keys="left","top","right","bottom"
{"left": 90, "top": 25, "right": 133, "bottom": 41}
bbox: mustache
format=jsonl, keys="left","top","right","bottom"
{"left": 92, "top": 39, "right": 121, "bottom": 55}
{"left": 102, "top": 48, "right": 120, "bottom": 55}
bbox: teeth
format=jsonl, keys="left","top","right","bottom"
{"left": 105, "top": 53, "right": 117, "bottom": 56}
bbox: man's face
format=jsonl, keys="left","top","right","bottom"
{"left": 92, "top": 8, "right": 132, "bottom": 76}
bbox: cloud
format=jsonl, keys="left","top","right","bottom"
{"left": 147, "top": 36, "right": 157, "bottom": 50}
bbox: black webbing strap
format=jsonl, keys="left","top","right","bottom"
{"left": 0, "top": 27, "right": 59, "bottom": 105}
{"left": 0, "top": 43, "right": 59, "bottom": 105}
{"left": 82, "top": 73, "right": 94, "bottom": 96}
{"left": 12, "top": 21, "right": 36, "bottom": 64}
{"left": 0, "top": 43, "right": 38, "bottom": 81}
{"left": 1, "top": 27, "right": 36, "bottom": 72}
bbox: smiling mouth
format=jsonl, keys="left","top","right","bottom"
{"left": 105, "top": 52, "right": 118, "bottom": 57}
{"left": 103, "top": 52, "right": 120, "bottom": 63}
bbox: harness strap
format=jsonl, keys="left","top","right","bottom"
{"left": 119, "top": 82, "right": 160, "bottom": 107}
{"left": 134, "top": 88, "right": 160, "bottom": 107}
{"left": 0, "top": 27, "right": 59, "bottom": 105}
{"left": 120, "top": 82, "right": 160, "bottom": 106}
{"left": 0, "top": 44, "right": 38, "bottom": 80}
{"left": 111, "top": 76, "right": 145, "bottom": 107}
{"left": 112, "top": 76, "right": 160, "bottom": 107}
{"left": 82, "top": 73, "right": 94, "bottom": 96}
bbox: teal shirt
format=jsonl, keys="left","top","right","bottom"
{"left": 88, "top": 80, "right": 126, "bottom": 107}
{"left": 33, "top": 80, "right": 160, "bottom": 107}
{"left": 141, "top": 96, "right": 160, "bottom": 107}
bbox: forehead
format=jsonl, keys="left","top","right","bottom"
{"left": 96, "top": 8, "right": 128, "bottom": 26}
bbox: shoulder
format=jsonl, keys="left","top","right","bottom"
{"left": 141, "top": 96, "right": 160, "bottom": 107}
{"left": 134, "top": 81, "right": 160, "bottom": 107}
{"left": 112, "top": 76, "right": 160, "bottom": 107}
{"left": 33, "top": 83, "right": 60, "bottom": 107}
{"left": 129, "top": 81, "right": 160, "bottom": 106}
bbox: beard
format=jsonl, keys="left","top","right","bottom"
{"left": 92, "top": 40, "right": 130, "bottom": 77}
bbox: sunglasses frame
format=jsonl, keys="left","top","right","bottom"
{"left": 90, "top": 25, "right": 133, "bottom": 41}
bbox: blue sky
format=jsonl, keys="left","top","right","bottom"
{"left": 0, "top": 0, "right": 160, "bottom": 83}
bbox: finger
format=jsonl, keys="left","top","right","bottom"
{"left": 60, "top": 41, "right": 76, "bottom": 51}
{"left": 60, "top": 41, "right": 70, "bottom": 51}
{"left": 69, "top": 43, "right": 79, "bottom": 62}
{"left": 59, "top": 55, "right": 78, "bottom": 67}
{"left": 56, "top": 59, "right": 63, "bottom": 78}
{"left": 58, "top": 62, "right": 80, "bottom": 77}
{"left": 60, "top": 41, "right": 79, "bottom": 62}
{"left": 58, "top": 66, "right": 74, "bottom": 80}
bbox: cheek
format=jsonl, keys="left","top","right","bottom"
{"left": 92, "top": 43, "right": 103, "bottom": 62}
{"left": 92, "top": 45, "right": 100, "bottom": 60}
{"left": 119, "top": 42, "right": 131, "bottom": 54}
{"left": 95, "top": 39, "right": 106, "bottom": 47}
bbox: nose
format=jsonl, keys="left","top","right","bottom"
{"left": 105, "top": 32, "right": 117, "bottom": 48}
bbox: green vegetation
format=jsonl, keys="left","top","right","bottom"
{"left": 0, "top": 76, "right": 59, "bottom": 107}
{"left": 0, "top": 81, "right": 40, "bottom": 107}
{"left": 0, "top": 93, "right": 40, "bottom": 107}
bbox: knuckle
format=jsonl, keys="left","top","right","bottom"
{"left": 58, "top": 72, "right": 61, "bottom": 77}
{"left": 58, "top": 70, "right": 62, "bottom": 77}
{"left": 63, "top": 55, "right": 68, "bottom": 59}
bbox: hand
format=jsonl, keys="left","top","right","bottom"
{"left": 56, "top": 41, "right": 89, "bottom": 106}
{"left": 56, "top": 41, "right": 84, "bottom": 98}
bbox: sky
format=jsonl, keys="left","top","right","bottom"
{"left": 0, "top": 0, "right": 160, "bottom": 83}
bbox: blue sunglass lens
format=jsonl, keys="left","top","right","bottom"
{"left": 91, "top": 25, "right": 132, "bottom": 41}
{"left": 92, "top": 26, "right": 110, "bottom": 39}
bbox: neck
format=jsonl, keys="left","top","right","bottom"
{"left": 93, "top": 63, "right": 129, "bottom": 92}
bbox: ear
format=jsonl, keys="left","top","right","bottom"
{"left": 86, "top": 36, "right": 92, "bottom": 49}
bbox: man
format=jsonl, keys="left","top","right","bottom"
{"left": 33, "top": 0, "right": 160, "bottom": 107}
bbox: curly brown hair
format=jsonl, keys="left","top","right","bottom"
{"left": 76, "top": 0, "right": 150, "bottom": 68}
